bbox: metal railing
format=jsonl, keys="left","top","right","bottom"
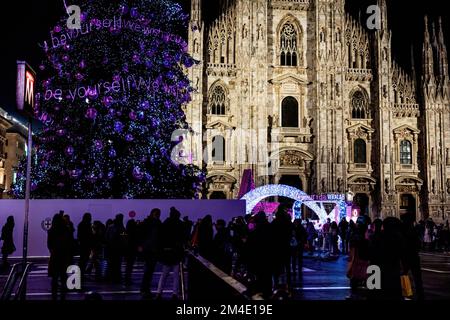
{"left": 186, "top": 251, "right": 259, "bottom": 301}
{"left": 1, "top": 262, "right": 33, "bottom": 301}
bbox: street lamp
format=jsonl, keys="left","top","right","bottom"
{"left": 16, "top": 61, "right": 36, "bottom": 267}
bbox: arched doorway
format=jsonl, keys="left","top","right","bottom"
{"left": 278, "top": 175, "right": 303, "bottom": 211}
{"left": 210, "top": 191, "right": 227, "bottom": 199}
{"left": 354, "top": 193, "right": 369, "bottom": 216}
{"left": 279, "top": 175, "right": 303, "bottom": 189}
{"left": 400, "top": 194, "right": 416, "bottom": 221}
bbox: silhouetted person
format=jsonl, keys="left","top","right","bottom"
{"left": 369, "top": 219, "right": 383, "bottom": 243}
{"left": 87, "top": 220, "right": 106, "bottom": 280}
{"left": 77, "top": 212, "right": 93, "bottom": 278}
{"left": 198, "top": 215, "right": 214, "bottom": 260}
{"left": 140, "top": 208, "right": 162, "bottom": 298}
{"left": 401, "top": 214, "right": 425, "bottom": 300}
{"left": 182, "top": 216, "right": 193, "bottom": 247}
{"left": 378, "top": 217, "right": 406, "bottom": 300}
{"left": 1, "top": 216, "right": 15, "bottom": 268}
{"left": 347, "top": 216, "right": 370, "bottom": 299}
{"left": 231, "top": 216, "right": 248, "bottom": 274}
{"left": 190, "top": 219, "right": 202, "bottom": 250}
{"left": 306, "top": 220, "right": 317, "bottom": 255}
{"left": 415, "top": 220, "right": 425, "bottom": 249}
{"left": 271, "top": 207, "right": 293, "bottom": 289}
{"left": 245, "top": 211, "right": 274, "bottom": 299}
{"left": 106, "top": 214, "right": 126, "bottom": 283}
{"left": 63, "top": 214, "right": 76, "bottom": 263}
{"left": 443, "top": 221, "right": 450, "bottom": 252}
{"left": 322, "top": 218, "right": 331, "bottom": 251}
{"left": 338, "top": 218, "right": 349, "bottom": 254}
{"left": 292, "top": 219, "right": 307, "bottom": 275}
{"left": 125, "top": 219, "right": 138, "bottom": 285}
{"left": 212, "top": 219, "right": 233, "bottom": 274}
{"left": 347, "top": 220, "right": 356, "bottom": 253}
{"left": 156, "top": 207, "right": 185, "bottom": 300}
{"left": 48, "top": 214, "right": 72, "bottom": 300}
{"left": 330, "top": 221, "right": 339, "bottom": 254}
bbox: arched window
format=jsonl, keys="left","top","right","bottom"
{"left": 212, "top": 135, "right": 226, "bottom": 162}
{"left": 351, "top": 90, "right": 368, "bottom": 119}
{"left": 354, "top": 139, "right": 367, "bottom": 163}
{"left": 209, "top": 85, "right": 227, "bottom": 115}
{"left": 280, "top": 23, "right": 298, "bottom": 66}
{"left": 400, "top": 140, "right": 412, "bottom": 164}
{"left": 281, "top": 97, "right": 299, "bottom": 128}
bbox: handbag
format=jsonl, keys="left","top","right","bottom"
{"left": 400, "top": 275, "right": 413, "bottom": 298}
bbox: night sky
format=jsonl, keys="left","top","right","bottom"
{"left": 1, "top": 0, "right": 448, "bottom": 122}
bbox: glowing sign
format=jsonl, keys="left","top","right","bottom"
{"left": 25, "top": 71, "right": 35, "bottom": 108}
{"left": 308, "top": 194, "right": 346, "bottom": 201}
{"left": 16, "top": 61, "right": 36, "bottom": 117}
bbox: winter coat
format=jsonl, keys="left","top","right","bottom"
{"left": 1, "top": 223, "right": 15, "bottom": 255}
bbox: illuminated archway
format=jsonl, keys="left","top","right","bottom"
{"left": 240, "top": 184, "right": 328, "bottom": 220}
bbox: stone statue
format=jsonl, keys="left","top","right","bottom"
{"left": 321, "top": 178, "right": 327, "bottom": 193}
{"left": 337, "top": 146, "right": 342, "bottom": 164}
{"left": 335, "top": 82, "right": 340, "bottom": 97}
{"left": 337, "top": 178, "right": 343, "bottom": 193}
{"left": 321, "top": 146, "right": 326, "bottom": 163}
{"left": 242, "top": 24, "right": 248, "bottom": 39}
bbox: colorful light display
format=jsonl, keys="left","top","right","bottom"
{"left": 240, "top": 184, "right": 328, "bottom": 220}
{"left": 11, "top": 0, "right": 206, "bottom": 199}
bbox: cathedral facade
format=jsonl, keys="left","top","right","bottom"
{"left": 185, "top": 0, "right": 450, "bottom": 222}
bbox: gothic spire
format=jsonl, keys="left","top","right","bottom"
{"left": 190, "top": 0, "right": 202, "bottom": 31}
{"left": 422, "top": 16, "right": 435, "bottom": 86}
{"left": 437, "top": 17, "right": 449, "bottom": 82}
{"left": 411, "top": 45, "right": 417, "bottom": 91}
{"left": 378, "top": 0, "right": 388, "bottom": 31}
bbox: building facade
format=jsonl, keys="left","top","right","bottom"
{"left": 0, "top": 108, "right": 27, "bottom": 199}
{"left": 185, "top": 0, "right": 450, "bottom": 222}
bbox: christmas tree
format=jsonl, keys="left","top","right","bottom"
{"left": 11, "top": 0, "right": 205, "bottom": 199}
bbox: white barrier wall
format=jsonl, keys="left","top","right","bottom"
{"left": 0, "top": 199, "right": 246, "bottom": 258}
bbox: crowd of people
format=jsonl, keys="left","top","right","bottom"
{"left": 415, "top": 219, "right": 450, "bottom": 252}
{"left": 2, "top": 207, "right": 450, "bottom": 301}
